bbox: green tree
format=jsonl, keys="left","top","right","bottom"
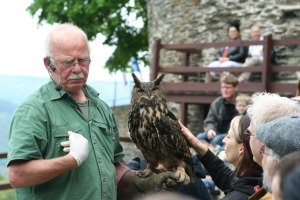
{"left": 27, "top": 0, "right": 148, "bottom": 73}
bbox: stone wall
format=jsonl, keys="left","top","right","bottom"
{"left": 147, "top": 0, "right": 300, "bottom": 133}
{"left": 111, "top": 105, "right": 143, "bottom": 161}
{"left": 113, "top": 0, "right": 300, "bottom": 160}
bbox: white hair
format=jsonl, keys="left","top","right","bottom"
{"left": 247, "top": 92, "right": 300, "bottom": 131}
{"left": 263, "top": 148, "right": 281, "bottom": 192}
{"left": 45, "top": 23, "right": 90, "bottom": 57}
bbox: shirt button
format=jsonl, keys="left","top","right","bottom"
{"left": 103, "top": 178, "right": 106, "bottom": 182}
{"left": 98, "top": 159, "right": 102, "bottom": 163}
{"left": 93, "top": 140, "right": 97, "bottom": 144}
{"left": 112, "top": 137, "right": 115, "bottom": 141}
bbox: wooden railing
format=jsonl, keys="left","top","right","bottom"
{"left": 0, "top": 153, "right": 12, "bottom": 190}
{"left": 151, "top": 34, "right": 300, "bottom": 124}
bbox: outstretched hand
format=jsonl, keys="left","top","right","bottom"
{"left": 178, "top": 121, "right": 209, "bottom": 156}
{"left": 178, "top": 121, "right": 197, "bottom": 144}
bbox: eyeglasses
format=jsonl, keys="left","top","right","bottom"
{"left": 48, "top": 57, "right": 91, "bottom": 68}
{"left": 244, "top": 129, "right": 255, "bottom": 137}
{"left": 259, "top": 145, "right": 270, "bottom": 156}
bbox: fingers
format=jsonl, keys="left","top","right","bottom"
{"left": 63, "top": 147, "right": 70, "bottom": 152}
{"left": 67, "top": 131, "right": 89, "bottom": 166}
{"left": 61, "top": 141, "right": 70, "bottom": 147}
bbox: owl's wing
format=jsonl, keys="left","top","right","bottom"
{"left": 128, "top": 108, "right": 143, "bottom": 149}
{"left": 155, "top": 110, "right": 193, "bottom": 163}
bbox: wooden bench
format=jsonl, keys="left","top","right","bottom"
{"left": 151, "top": 35, "right": 300, "bottom": 124}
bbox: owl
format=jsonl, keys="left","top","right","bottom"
{"left": 128, "top": 73, "right": 195, "bottom": 185}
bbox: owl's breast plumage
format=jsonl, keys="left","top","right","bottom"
{"left": 129, "top": 104, "right": 167, "bottom": 153}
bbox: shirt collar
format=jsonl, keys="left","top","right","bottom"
{"left": 47, "top": 79, "right": 99, "bottom": 101}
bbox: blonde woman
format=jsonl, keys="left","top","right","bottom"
{"left": 179, "top": 114, "right": 262, "bottom": 200}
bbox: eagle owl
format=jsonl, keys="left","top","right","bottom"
{"left": 128, "top": 73, "right": 195, "bottom": 184}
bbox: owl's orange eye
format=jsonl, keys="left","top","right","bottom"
{"left": 152, "top": 87, "right": 159, "bottom": 92}
{"left": 137, "top": 88, "right": 144, "bottom": 93}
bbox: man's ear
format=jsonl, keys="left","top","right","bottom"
{"left": 43, "top": 57, "right": 51, "bottom": 72}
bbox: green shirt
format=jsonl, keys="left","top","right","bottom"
{"left": 8, "top": 80, "right": 125, "bottom": 200}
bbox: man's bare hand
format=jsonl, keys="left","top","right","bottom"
{"left": 206, "top": 129, "right": 216, "bottom": 140}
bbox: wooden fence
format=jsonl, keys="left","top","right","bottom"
{"left": 151, "top": 34, "right": 300, "bottom": 124}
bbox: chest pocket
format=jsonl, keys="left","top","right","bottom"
{"left": 50, "top": 122, "right": 83, "bottom": 157}
{"left": 92, "top": 120, "right": 115, "bottom": 162}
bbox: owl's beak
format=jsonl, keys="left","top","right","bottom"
{"left": 147, "top": 91, "right": 151, "bottom": 99}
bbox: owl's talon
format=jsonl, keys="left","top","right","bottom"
{"left": 175, "top": 166, "right": 190, "bottom": 185}
{"left": 137, "top": 169, "right": 153, "bottom": 178}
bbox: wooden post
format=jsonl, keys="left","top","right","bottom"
{"left": 151, "top": 39, "right": 161, "bottom": 80}
{"left": 262, "top": 34, "right": 272, "bottom": 92}
{"left": 180, "top": 102, "right": 188, "bottom": 125}
{"left": 182, "top": 53, "right": 190, "bottom": 82}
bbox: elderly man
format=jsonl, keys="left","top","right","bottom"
{"left": 238, "top": 25, "right": 276, "bottom": 82}
{"left": 7, "top": 23, "right": 178, "bottom": 200}
{"left": 253, "top": 116, "right": 300, "bottom": 200}
{"left": 270, "top": 151, "right": 300, "bottom": 200}
{"left": 246, "top": 93, "right": 300, "bottom": 200}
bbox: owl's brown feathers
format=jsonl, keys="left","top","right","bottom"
{"left": 128, "top": 73, "right": 195, "bottom": 184}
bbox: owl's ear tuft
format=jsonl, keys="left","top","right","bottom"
{"left": 132, "top": 73, "right": 141, "bottom": 88}
{"left": 154, "top": 74, "right": 165, "bottom": 86}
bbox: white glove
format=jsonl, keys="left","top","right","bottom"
{"left": 64, "top": 131, "right": 89, "bottom": 166}
{"left": 61, "top": 141, "right": 70, "bottom": 152}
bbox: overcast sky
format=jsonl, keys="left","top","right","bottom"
{"left": 0, "top": 0, "right": 149, "bottom": 82}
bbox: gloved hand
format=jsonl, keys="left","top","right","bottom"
{"left": 61, "top": 131, "right": 89, "bottom": 166}
{"left": 61, "top": 141, "right": 70, "bottom": 152}
{"left": 129, "top": 171, "right": 179, "bottom": 193}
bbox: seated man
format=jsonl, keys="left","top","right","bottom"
{"left": 238, "top": 25, "right": 276, "bottom": 82}
{"left": 196, "top": 74, "right": 238, "bottom": 146}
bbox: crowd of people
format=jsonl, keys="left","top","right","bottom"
{"left": 6, "top": 22, "right": 300, "bottom": 200}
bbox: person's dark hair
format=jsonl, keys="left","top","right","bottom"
{"left": 229, "top": 22, "right": 240, "bottom": 32}
{"left": 221, "top": 74, "right": 238, "bottom": 87}
{"left": 234, "top": 114, "right": 263, "bottom": 177}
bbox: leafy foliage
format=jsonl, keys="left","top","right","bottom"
{"left": 26, "top": 0, "right": 148, "bottom": 73}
